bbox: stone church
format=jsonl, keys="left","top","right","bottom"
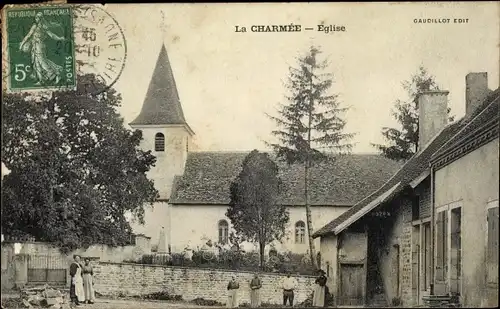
{"left": 128, "top": 44, "right": 401, "bottom": 254}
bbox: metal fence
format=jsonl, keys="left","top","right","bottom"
{"left": 27, "top": 254, "right": 67, "bottom": 285}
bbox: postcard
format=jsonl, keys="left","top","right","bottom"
{"left": 1, "top": 2, "right": 498, "bottom": 308}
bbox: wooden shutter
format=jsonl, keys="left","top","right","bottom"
{"left": 443, "top": 212, "right": 448, "bottom": 280}
{"left": 424, "top": 223, "right": 432, "bottom": 289}
{"left": 449, "top": 208, "right": 461, "bottom": 294}
{"left": 487, "top": 207, "right": 499, "bottom": 285}
{"left": 435, "top": 212, "right": 445, "bottom": 281}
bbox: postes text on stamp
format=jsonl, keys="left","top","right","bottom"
{"left": 5, "top": 6, "right": 76, "bottom": 92}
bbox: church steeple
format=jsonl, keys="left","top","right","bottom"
{"left": 130, "top": 44, "right": 191, "bottom": 130}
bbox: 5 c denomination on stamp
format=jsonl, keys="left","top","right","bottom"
{"left": 5, "top": 6, "right": 76, "bottom": 92}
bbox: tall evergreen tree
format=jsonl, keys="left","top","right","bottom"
{"left": 267, "top": 46, "right": 355, "bottom": 269}
{"left": 372, "top": 66, "right": 455, "bottom": 161}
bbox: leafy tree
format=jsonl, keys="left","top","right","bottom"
{"left": 226, "top": 150, "right": 289, "bottom": 268}
{"left": 1, "top": 74, "right": 159, "bottom": 253}
{"left": 267, "top": 46, "right": 355, "bottom": 269}
{"left": 372, "top": 66, "right": 455, "bottom": 161}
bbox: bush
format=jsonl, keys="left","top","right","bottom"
{"left": 190, "top": 297, "right": 224, "bottom": 306}
{"left": 138, "top": 291, "right": 183, "bottom": 301}
{"left": 127, "top": 250, "right": 315, "bottom": 275}
{"left": 392, "top": 296, "right": 402, "bottom": 306}
{"left": 260, "top": 303, "right": 284, "bottom": 308}
{"left": 192, "top": 250, "right": 217, "bottom": 265}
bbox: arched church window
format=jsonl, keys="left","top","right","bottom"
{"left": 295, "top": 221, "right": 306, "bottom": 244}
{"left": 218, "top": 220, "right": 229, "bottom": 244}
{"left": 155, "top": 133, "right": 165, "bottom": 152}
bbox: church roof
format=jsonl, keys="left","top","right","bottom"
{"left": 130, "top": 44, "right": 188, "bottom": 126}
{"left": 169, "top": 152, "right": 402, "bottom": 206}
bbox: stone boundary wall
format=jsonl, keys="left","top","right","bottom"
{"left": 94, "top": 262, "right": 316, "bottom": 305}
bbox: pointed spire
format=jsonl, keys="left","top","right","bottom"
{"left": 130, "top": 43, "right": 188, "bottom": 126}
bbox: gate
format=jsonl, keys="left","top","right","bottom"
{"left": 27, "top": 255, "right": 68, "bottom": 285}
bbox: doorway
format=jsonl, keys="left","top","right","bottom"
{"left": 338, "top": 263, "right": 365, "bottom": 306}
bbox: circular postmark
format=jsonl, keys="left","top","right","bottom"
{"left": 73, "top": 4, "right": 127, "bottom": 95}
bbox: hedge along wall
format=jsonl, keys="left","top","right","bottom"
{"left": 94, "top": 262, "right": 316, "bottom": 305}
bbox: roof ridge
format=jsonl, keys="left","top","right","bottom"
{"left": 431, "top": 94, "right": 499, "bottom": 160}
{"left": 313, "top": 119, "right": 464, "bottom": 238}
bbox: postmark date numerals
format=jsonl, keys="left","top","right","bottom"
{"left": 81, "top": 27, "right": 97, "bottom": 42}
{"left": 76, "top": 44, "right": 101, "bottom": 58}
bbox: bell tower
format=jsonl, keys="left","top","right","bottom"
{"left": 129, "top": 43, "right": 194, "bottom": 200}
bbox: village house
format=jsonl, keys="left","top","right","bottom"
{"left": 128, "top": 43, "right": 401, "bottom": 254}
{"left": 313, "top": 73, "right": 499, "bottom": 307}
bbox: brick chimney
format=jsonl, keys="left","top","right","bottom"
{"left": 417, "top": 90, "right": 449, "bottom": 150}
{"left": 466, "top": 72, "right": 490, "bottom": 116}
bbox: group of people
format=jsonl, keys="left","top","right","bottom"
{"left": 69, "top": 255, "right": 96, "bottom": 306}
{"left": 68, "top": 253, "right": 329, "bottom": 308}
{"left": 226, "top": 270, "right": 329, "bottom": 308}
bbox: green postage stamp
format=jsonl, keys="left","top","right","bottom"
{"left": 4, "top": 6, "right": 76, "bottom": 92}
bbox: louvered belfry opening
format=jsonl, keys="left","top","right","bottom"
{"left": 155, "top": 132, "right": 165, "bottom": 152}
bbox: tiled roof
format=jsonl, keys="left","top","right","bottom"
{"left": 130, "top": 45, "right": 188, "bottom": 126}
{"left": 313, "top": 122, "right": 463, "bottom": 238}
{"left": 169, "top": 152, "right": 401, "bottom": 206}
{"left": 313, "top": 87, "right": 500, "bottom": 238}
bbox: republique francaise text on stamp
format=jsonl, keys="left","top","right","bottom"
{"left": 2, "top": 4, "right": 127, "bottom": 95}
{"left": 4, "top": 6, "right": 76, "bottom": 92}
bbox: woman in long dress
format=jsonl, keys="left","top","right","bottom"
{"left": 312, "top": 269, "right": 327, "bottom": 307}
{"left": 19, "top": 12, "right": 65, "bottom": 85}
{"left": 226, "top": 276, "right": 240, "bottom": 308}
{"left": 82, "top": 258, "right": 96, "bottom": 304}
{"left": 69, "top": 255, "right": 85, "bottom": 306}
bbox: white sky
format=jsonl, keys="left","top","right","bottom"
{"left": 106, "top": 2, "right": 499, "bottom": 153}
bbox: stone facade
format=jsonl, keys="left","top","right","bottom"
{"left": 94, "top": 262, "right": 316, "bottom": 305}
{"left": 399, "top": 198, "right": 413, "bottom": 306}
{"left": 400, "top": 224, "right": 413, "bottom": 305}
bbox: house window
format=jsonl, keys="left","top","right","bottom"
{"left": 155, "top": 133, "right": 165, "bottom": 152}
{"left": 486, "top": 201, "right": 499, "bottom": 287}
{"left": 218, "top": 220, "right": 229, "bottom": 244}
{"left": 435, "top": 210, "right": 448, "bottom": 282}
{"left": 295, "top": 221, "right": 306, "bottom": 244}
